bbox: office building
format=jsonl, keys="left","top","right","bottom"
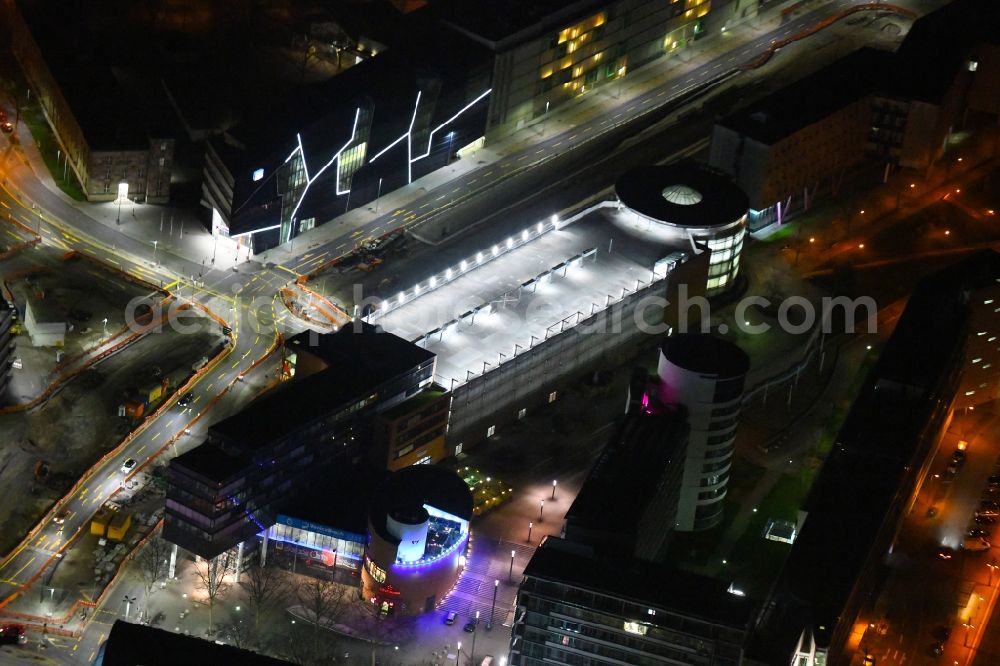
{"left": 360, "top": 466, "right": 472, "bottom": 615}
{"left": 745, "top": 257, "right": 972, "bottom": 665}
{"left": 509, "top": 537, "right": 751, "bottom": 666}
{"left": 563, "top": 403, "right": 688, "bottom": 562}
{"left": 9, "top": 3, "right": 176, "bottom": 203}
{"left": 163, "top": 324, "right": 436, "bottom": 561}
{"left": 436, "top": 0, "right": 711, "bottom": 137}
{"left": 615, "top": 162, "right": 749, "bottom": 296}
{"left": 95, "top": 620, "right": 292, "bottom": 666}
{"left": 655, "top": 334, "right": 749, "bottom": 531}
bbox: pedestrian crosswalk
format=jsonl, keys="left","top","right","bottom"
{"left": 439, "top": 539, "right": 533, "bottom": 625}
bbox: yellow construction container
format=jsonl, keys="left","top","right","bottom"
{"left": 90, "top": 508, "right": 113, "bottom": 537}
{"left": 107, "top": 513, "right": 132, "bottom": 542}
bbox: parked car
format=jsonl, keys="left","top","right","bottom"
{"left": 444, "top": 611, "right": 457, "bottom": 625}
{"left": 463, "top": 617, "right": 479, "bottom": 632}
{"left": 968, "top": 528, "right": 992, "bottom": 539}
{"left": 0, "top": 624, "right": 25, "bottom": 645}
{"left": 0, "top": 122, "right": 13, "bottom": 134}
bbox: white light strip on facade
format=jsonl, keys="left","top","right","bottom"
{"left": 370, "top": 133, "right": 407, "bottom": 162}
{"left": 406, "top": 90, "right": 422, "bottom": 184}
{"left": 370, "top": 90, "right": 421, "bottom": 167}
{"left": 289, "top": 108, "right": 362, "bottom": 225}
{"left": 285, "top": 146, "right": 300, "bottom": 164}
{"left": 411, "top": 88, "right": 492, "bottom": 163}
{"left": 232, "top": 223, "right": 281, "bottom": 239}
{"left": 296, "top": 133, "right": 311, "bottom": 182}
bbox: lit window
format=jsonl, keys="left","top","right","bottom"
{"left": 966, "top": 390, "right": 976, "bottom": 396}
{"left": 973, "top": 358, "right": 983, "bottom": 364}
{"left": 986, "top": 299, "right": 994, "bottom": 305}
{"left": 455, "top": 442, "right": 464, "bottom": 455}
{"left": 487, "top": 425, "right": 496, "bottom": 437}
{"left": 623, "top": 621, "right": 648, "bottom": 635}
{"left": 518, "top": 408, "right": 527, "bottom": 420}
{"left": 969, "top": 60, "right": 979, "bottom": 72}
{"left": 548, "top": 391, "right": 558, "bottom": 403}
{"left": 252, "top": 168, "right": 264, "bottom": 182}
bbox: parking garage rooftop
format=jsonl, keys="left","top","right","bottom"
{"left": 371, "top": 211, "right": 675, "bottom": 387}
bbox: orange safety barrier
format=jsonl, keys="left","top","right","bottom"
{"left": 741, "top": 3, "right": 917, "bottom": 71}
{"left": 296, "top": 282, "right": 350, "bottom": 325}
{"left": 0, "top": 334, "right": 281, "bottom": 612}
{"left": 279, "top": 286, "right": 335, "bottom": 330}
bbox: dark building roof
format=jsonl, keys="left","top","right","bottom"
{"left": 746, "top": 254, "right": 981, "bottom": 663}
{"left": 616, "top": 161, "right": 749, "bottom": 229}
{"left": 661, "top": 333, "right": 751, "bottom": 377}
{"left": 18, "top": 1, "right": 179, "bottom": 149}
{"left": 432, "top": 0, "right": 606, "bottom": 49}
{"left": 716, "top": 48, "right": 888, "bottom": 146}
{"left": 98, "top": 620, "right": 292, "bottom": 666}
{"left": 368, "top": 466, "right": 472, "bottom": 543}
{"left": 172, "top": 443, "right": 247, "bottom": 485}
{"left": 525, "top": 537, "right": 753, "bottom": 629}
{"left": 207, "top": 323, "right": 434, "bottom": 450}
{"left": 565, "top": 406, "right": 687, "bottom": 550}
{"left": 890, "top": 0, "right": 1000, "bottom": 104}
{"left": 278, "top": 464, "right": 389, "bottom": 538}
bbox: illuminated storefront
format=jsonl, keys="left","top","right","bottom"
{"left": 264, "top": 517, "right": 366, "bottom": 583}
{"left": 361, "top": 466, "right": 473, "bottom": 615}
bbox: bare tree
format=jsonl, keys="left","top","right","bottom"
{"left": 240, "top": 562, "right": 287, "bottom": 632}
{"left": 193, "top": 555, "right": 234, "bottom": 634}
{"left": 220, "top": 616, "right": 255, "bottom": 650}
{"left": 132, "top": 535, "right": 171, "bottom": 620}
{"left": 295, "top": 579, "right": 351, "bottom": 658}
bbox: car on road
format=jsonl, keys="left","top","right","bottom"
{"left": 177, "top": 391, "right": 195, "bottom": 407}
{"left": 937, "top": 547, "right": 954, "bottom": 560}
{"left": 52, "top": 509, "right": 70, "bottom": 526}
{"left": 968, "top": 528, "right": 992, "bottom": 539}
{"left": 0, "top": 624, "right": 26, "bottom": 645}
{"left": 962, "top": 537, "right": 991, "bottom": 552}
{"left": 120, "top": 458, "right": 137, "bottom": 474}
{"left": 463, "top": 617, "right": 479, "bottom": 632}
{"left": 952, "top": 449, "right": 966, "bottom": 466}
{"left": 444, "top": 611, "right": 457, "bottom": 625}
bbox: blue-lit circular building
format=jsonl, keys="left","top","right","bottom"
{"left": 361, "top": 466, "right": 472, "bottom": 615}
{"left": 615, "top": 162, "right": 749, "bottom": 296}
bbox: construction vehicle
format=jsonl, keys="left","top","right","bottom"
{"left": 106, "top": 512, "right": 132, "bottom": 541}
{"left": 91, "top": 506, "right": 113, "bottom": 537}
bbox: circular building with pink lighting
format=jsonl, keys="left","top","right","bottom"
{"left": 361, "top": 466, "right": 473, "bottom": 615}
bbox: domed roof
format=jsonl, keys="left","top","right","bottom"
{"left": 661, "top": 184, "right": 703, "bottom": 206}
{"left": 615, "top": 161, "right": 748, "bottom": 229}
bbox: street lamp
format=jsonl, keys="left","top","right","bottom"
{"left": 470, "top": 610, "right": 480, "bottom": 665}
{"left": 527, "top": 521, "right": 533, "bottom": 543}
{"left": 446, "top": 131, "right": 456, "bottom": 164}
{"left": 102, "top": 317, "right": 108, "bottom": 338}
{"left": 455, "top": 642, "right": 462, "bottom": 666}
{"left": 489, "top": 579, "right": 499, "bottom": 630}
{"left": 551, "top": 480, "right": 557, "bottom": 500}
{"left": 539, "top": 499, "right": 545, "bottom": 522}
{"left": 509, "top": 550, "right": 516, "bottom": 582}
{"left": 152, "top": 240, "right": 158, "bottom": 265}
{"left": 123, "top": 595, "right": 136, "bottom": 620}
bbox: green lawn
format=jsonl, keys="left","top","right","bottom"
{"left": 19, "top": 104, "right": 85, "bottom": 201}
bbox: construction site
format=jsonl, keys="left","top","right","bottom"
{"left": 0, "top": 243, "right": 226, "bottom": 557}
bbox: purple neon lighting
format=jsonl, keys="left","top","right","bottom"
{"left": 391, "top": 530, "right": 469, "bottom": 571}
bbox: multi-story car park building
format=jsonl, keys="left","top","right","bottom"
{"left": 163, "top": 324, "right": 438, "bottom": 564}
{"left": 510, "top": 537, "right": 751, "bottom": 666}
{"left": 711, "top": 0, "right": 1000, "bottom": 231}
{"left": 8, "top": 2, "right": 176, "bottom": 203}
{"left": 654, "top": 334, "right": 748, "bottom": 532}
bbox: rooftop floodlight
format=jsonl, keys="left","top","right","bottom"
{"left": 460, "top": 260, "right": 468, "bottom": 271}
{"left": 430, "top": 276, "right": 438, "bottom": 287}
{"left": 446, "top": 268, "right": 453, "bottom": 279}
{"left": 414, "top": 284, "right": 422, "bottom": 294}
{"left": 398, "top": 292, "right": 406, "bottom": 305}
{"left": 476, "top": 252, "right": 484, "bottom": 263}
{"left": 492, "top": 245, "right": 499, "bottom": 256}
{"left": 522, "top": 230, "right": 529, "bottom": 241}
{"left": 537, "top": 222, "right": 543, "bottom": 233}
{"left": 551, "top": 214, "right": 558, "bottom": 226}
{"left": 507, "top": 237, "right": 514, "bottom": 249}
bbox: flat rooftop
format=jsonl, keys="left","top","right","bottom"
{"left": 433, "top": 0, "right": 605, "bottom": 48}
{"left": 373, "top": 211, "right": 674, "bottom": 387}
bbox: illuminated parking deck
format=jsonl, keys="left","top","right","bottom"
{"left": 375, "top": 212, "right": 671, "bottom": 386}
